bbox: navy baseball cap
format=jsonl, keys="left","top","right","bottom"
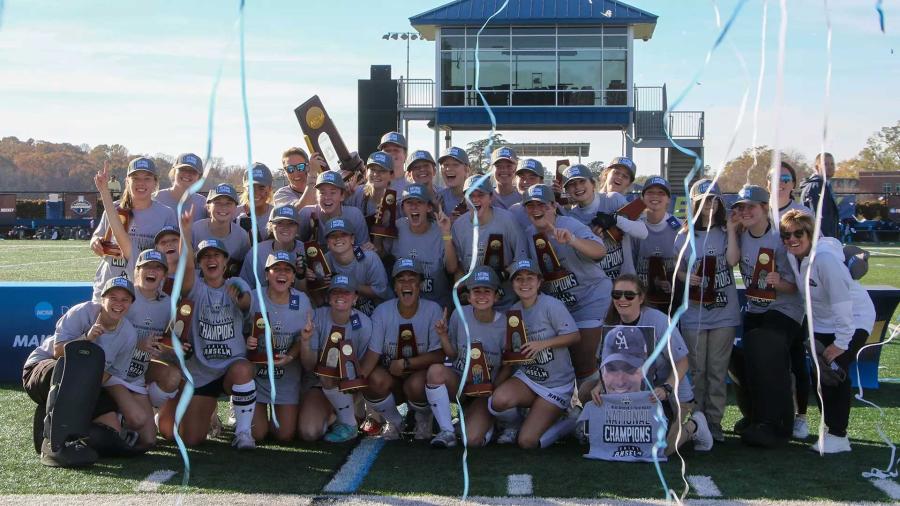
{"left": 154, "top": 225, "right": 180, "bottom": 244}
{"left": 516, "top": 158, "right": 545, "bottom": 177}
{"left": 366, "top": 151, "right": 393, "bottom": 172}
{"left": 466, "top": 265, "right": 500, "bottom": 290}
{"left": 600, "top": 326, "right": 648, "bottom": 369}
{"left": 127, "top": 157, "right": 157, "bottom": 177}
{"left": 491, "top": 147, "right": 518, "bottom": 165}
{"left": 329, "top": 274, "right": 357, "bottom": 293}
{"left": 270, "top": 205, "right": 299, "bottom": 225}
{"left": 463, "top": 174, "right": 494, "bottom": 194}
{"left": 642, "top": 176, "right": 671, "bottom": 197}
{"left": 732, "top": 185, "right": 770, "bottom": 208}
{"left": 608, "top": 156, "right": 637, "bottom": 180}
{"left": 196, "top": 238, "right": 229, "bottom": 259}
{"left": 438, "top": 146, "right": 469, "bottom": 166}
{"left": 563, "top": 164, "right": 594, "bottom": 186}
{"left": 207, "top": 183, "right": 239, "bottom": 204}
{"left": 324, "top": 217, "right": 353, "bottom": 237}
{"left": 522, "top": 184, "right": 554, "bottom": 205}
{"left": 315, "top": 170, "right": 347, "bottom": 191}
{"left": 405, "top": 150, "right": 436, "bottom": 171}
{"left": 690, "top": 179, "right": 722, "bottom": 201}
{"left": 378, "top": 131, "right": 407, "bottom": 150}
{"left": 101, "top": 276, "right": 136, "bottom": 301}
{"left": 136, "top": 249, "right": 168, "bottom": 271}
{"left": 174, "top": 153, "right": 203, "bottom": 174}
{"left": 401, "top": 184, "right": 431, "bottom": 204}
{"left": 509, "top": 258, "right": 542, "bottom": 278}
{"left": 391, "top": 257, "right": 422, "bottom": 278}
{"left": 247, "top": 162, "right": 273, "bottom": 187}
{"left": 265, "top": 251, "right": 296, "bottom": 271}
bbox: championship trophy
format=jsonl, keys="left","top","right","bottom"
{"left": 162, "top": 277, "right": 174, "bottom": 296}
{"left": 294, "top": 95, "right": 352, "bottom": 173}
{"left": 746, "top": 247, "right": 777, "bottom": 301}
{"left": 452, "top": 200, "right": 468, "bottom": 217}
{"left": 305, "top": 214, "right": 331, "bottom": 292}
{"left": 337, "top": 340, "right": 368, "bottom": 392}
{"left": 483, "top": 234, "right": 505, "bottom": 275}
{"left": 606, "top": 199, "right": 647, "bottom": 242}
{"left": 645, "top": 256, "right": 671, "bottom": 306}
{"left": 369, "top": 189, "right": 399, "bottom": 238}
{"left": 689, "top": 256, "right": 717, "bottom": 304}
{"left": 396, "top": 324, "right": 419, "bottom": 359}
{"left": 100, "top": 208, "right": 131, "bottom": 257}
{"left": 156, "top": 299, "right": 194, "bottom": 362}
{"left": 245, "top": 313, "right": 271, "bottom": 364}
{"left": 502, "top": 310, "right": 532, "bottom": 364}
{"left": 532, "top": 233, "right": 572, "bottom": 283}
{"left": 555, "top": 159, "right": 570, "bottom": 206}
{"left": 462, "top": 342, "right": 493, "bottom": 397}
{"left": 314, "top": 326, "right": 345, "bottom": 378}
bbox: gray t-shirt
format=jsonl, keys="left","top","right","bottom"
{"left": 186, "top": 277, "right": 252, "bottom": 388}
{"left": 237, "top": 204, "right": 273, "bottom": 242}
{"left": 91, "top": 247, "right": 137, "bottom": 302}
{"left": 344, "top": 186, "right": 379, "bottom": 219}
{"left": 492, "top": 189, "right": 520, "bottom": 209}
{"left": 506, "top": 202, "right": 532, "bottom": 231}
{"left": 24, "top": 301, "right": 138, "bottom": 381}
{"left": 298, "top": 204, "right": 370, "bottom": 248}
{"left": 512, "top": 294, "right": 577, "bottom": 389}
{"left": 369, "top": 298, "right": 443, "bottom": 369}
{"left": 239, "top": 239, "right": 306, "bottom": 288}
{"left": 436, "top": 187, "right": 465, "bottom": 216}
{"left": 272, "top": 185, "right": 305, "bottom": 208}
{"left": 249, "top": 288, "right": 312, "bottom": 404}
{"left": 154, "top": 188, "right": 208, "bottom": 221}
{"left": 124, "top": 289, "right": 172, "bottom": 388}
{"left": 192, "top": 219, "right": 251, "bottom": 263}
{"left": 738, "top": 224, "right": 805, "bottom": 322}
{"left": 386, "top": 219, "right": 451, "bottom": 308}
{"left": 567, "top": 192, "right": 642, "bottom": 279}
{"left": 448, "top": 306, "right": 506, "bottom": 379}
{"left": 673, "top": 227, "right": 742, "bottom": 330}
{"left": 451, "top": 207, "right": 529, "bottom": 310}
{"left": 325, "top": 248, "right": 391, "bottom": 316}
{"left": 526, "top": 216, "right": 611, "bottom": 322}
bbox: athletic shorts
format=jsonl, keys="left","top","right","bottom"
{"left": 576, "top": 319, "right": 603, "bottom": 329}
{"left": 513, "top": 370, "right": 573, "bottom": 410}
{"left": 193, "top": 376, "right": 226, "bottom": 398}
{"left": 104, "top": 375, "right": 148, "bottom": 395}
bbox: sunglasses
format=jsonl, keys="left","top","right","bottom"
{"left": 780, "top": 229, "right": 807, "bottom": 240}
{"left": 611, "top": 290, "right": 638, "bottom": 300}
{"left": 779, "top": 175, "right": 793, "bottom": 184}
{"left": 283, "top": 163, "right": 307, "bottom": 174}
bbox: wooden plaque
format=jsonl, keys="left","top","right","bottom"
{"left": 606, "top": 198, "right": 647, "bottom": 242}
{"left": 645, "top": 256, "right": 671, "bottom": 306}
{"left": 245, "top": 312, "right": 271, "bottom": 364}
{"left": 315, "top": 326, "right": 345, "bottom": 378}
{"left": 370, "top": 189, "right": 399, "bottom": 238}
{"left": 338, "top": 340, "right": 368, "bottom": 392}
{"left": 502, "top": 310, "right": 532, "bottom": 364}
{"left": 746, "top": 247, "right": 777, "bottom": 301}
{"left": 462, "top": 341, "right": 493, "bottom": 397}
{"left": 689, "top": 255, "right": 717, "bottom": 304}
{"left": 532, "top": 233, "right": 571, "bottom": 283}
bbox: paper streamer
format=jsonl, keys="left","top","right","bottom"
{"left": 877, "top": 0, "right": 886, "bottom": 33}
{"left": 857, "top": 325, "right": 900, "bottom": 479}
{"left": 452, "top": 0, "right": 510, "bottom": 501}
{"left": 748, "top": 0, "right": 768, "bottom": 183}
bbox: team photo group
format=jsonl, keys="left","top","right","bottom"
{"left": 24, "top": 130, "right": 875, "bottom": 469}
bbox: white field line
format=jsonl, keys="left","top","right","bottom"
{"left": 869, "top": 478, "right": 900, "bottom": 500}
{"left": 0, "top": 256, "right": 96, "bottom": 268}
{"left": 134, "top": 469, "right": 177, "bottom": 492}
{"left": 507, "top": 474, "right": 533, "bottom": 496}
{"left": 687, "top": 475, "right": 723, "bottom": 497}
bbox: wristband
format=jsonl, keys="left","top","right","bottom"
{"left": 442, "top": 235, "right": 452, "bottom": 241}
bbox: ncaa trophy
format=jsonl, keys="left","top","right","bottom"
{"left": 554, "top": 159, "right": 570, "bottom": 206}
{"left": 305, "top": 214, "right": 331, "bottom": 292}
{"left": 606, "top": 199, "right": 647, "bottom": 242}
{"left": 689, "top": 256, "right": 717, "bottom": 304}
{"left": 502, "top": 310, "right": 532, "bottom": 364}
{"left": 746, "top": 247, "right": 777, "bottom": 301}
{"left": 369, "top": 189, "right": 399, "bottom": 238}
{"left": 645, "top": 256, "right": 671, "bottom": 306}
{"left": 396, "top": 323, "right": 419, "bottom": 360}
{"left": 337, "top": 340, "right": 367, "bottom": 392}
{"left": 245, "top": 313, "right": 271, "bottom": 364}
{"left": 294, "top": 95, "right": 352, "bottom": 173}
{"left": 483, "top": 234, "right": 505, "bottom": 275}
{"left": 532, "top": 233, "right": 572, "bottom": 283}
{"left": 156, "top": 299, "right": 194, "bottom": 362}
{"left": 314, "top": 326, "right": 345, "bottom": 378}
{"left": 100, "top": 208, "right": 131, "bottom": 257}
{"left": 462, "top": 342, "right": 493, "bottom": 397}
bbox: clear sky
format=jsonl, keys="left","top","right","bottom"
{"left": 0, "top": 0, "right": 896, "bottom": 178}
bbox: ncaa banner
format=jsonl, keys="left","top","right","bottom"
{"left": 579, "top": 392, "right": 667, "bottom": 463}
{"left": 64, "top": 193, "right": 97, "bottom": 219}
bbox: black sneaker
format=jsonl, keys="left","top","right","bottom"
{"left": 741, "top": 423, "right": 785, "bottom": 449}
{"left": 32, "top": 405, "right": 45, "bottom": 455}
{"left": 40, "top": 437, "right": 98, "bottom": 468}
{"left": 733, "top": 417, "right": 751, "bottom": 435}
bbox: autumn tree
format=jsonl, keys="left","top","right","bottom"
{"left": 715, "top": 146, "right": 811, "bottom": 193}
{"left": 836, "top": 121, "right": 900, "bottom": 177}
{"left": 466, "top": 133, "right": 506, "bottom": 173}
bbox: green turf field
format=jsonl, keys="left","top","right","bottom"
{"left": 1, "top": 240, "right": 898, "bottom": 501}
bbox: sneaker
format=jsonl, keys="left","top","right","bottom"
{"left": 691, "top": 412, "right": 714, "bottom": 452}
{"left": 709, "top": 422, "right": 725, "bottom": 443}
{"left": 231, "top": 430, "right": 256, "bottom": 450}
{"left": 208, "top": 414, "right": 224, "bottom": 440}
{"left": 810, "top": 433, "right": 851, "bottom": 454}
{"left": 414, "top": 410, "right": 434, "bottom": 440}
{"left": 430, "top": 430, "right": 457, "bottom": 448}
{"left": 733, "top": 417, "right": 750, "bottom": 435}
{"left": 379, "top": 420, "right": 401, "bottom": 441}
{"left": 793, "top": 417, "right": 810, "bottom": 439}
{"left": 226, "top": 405, "right": 236, "bottom": 427}
{"left": 324, "top": 423, "right": 358, "bottom": 443}
{"left": 40, "top": 437, "right": 98, "bottom": 468}
{"left": 496, "top": 427, "right": 519, "bottom": 445}
{"left": 741, "top": 422, "right": 784, "bottom": 448}
{"left": 360, "top": 416, "right": 382, "bottom": 437}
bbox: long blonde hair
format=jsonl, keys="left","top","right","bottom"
{"left": 121, "top": 173, "right": 159, "bottom": 210}
{"left": 239, "top": 184, "right": 274, "bottom": 208}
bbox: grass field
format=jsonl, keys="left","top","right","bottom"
{"left": 0, "top": 240, "right": 898, "bottom": 502}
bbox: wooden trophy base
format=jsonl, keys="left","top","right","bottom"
{"left": 100, "top": 241, "right": 122, "bottom": 257}
{"left": 314, "top": 365, "right": 341, "bottom": 379}
{"left": 369, "top": 225, "right": 399, "bottom": 239}
{"left": 246, "top": 350, "right": 269, "bottom": 364}
{"left": 543, "top": 269, "right": 572, "bottom": 284}
{"left": 502, "top": 352, "right": 533, "bottom": 365}
{"left": 338, "top": 377, "right": 368, "bottom": 392}
{"left": 463, "top": 382, "right": 493, "bottom": 397}
{"left": 308, "top": 278, "right": 330, "bottom": 292}
{"left": 689, "top": 290, "right": 716, "bottom": 304}
{"left": 746, "top": 287, "right": 776, "bottom": 302}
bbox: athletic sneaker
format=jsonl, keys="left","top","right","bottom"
{"left": 208, "top": 414, "right": 224, "bottom": 440}
{"left": 741, "top": 422, "right": 783, "bottom": 448}
{"left": 379, "top": 420, "right": 401, "bottom": 441}
{"left": 231, "top": 430, "right": 256, "bottom": 450}
{"left": 430, "top": 430, "right": 457, "bottom": 448}
{"left": 733, "top": 417, "right": 750, "bottom": 435}
{"left": 810, "top": 433, "right": 851, "bottom": 454}
{"left": 414, "top": 410, "right": 434, "bottom": 440}
{"left": 496, "top": 427, "right": 519, "bottom": 445}
{"left": 691, "top": 411, "right": 714, "bottom": 452}
{"left": 324, "top": 423, "right": 358, "bottom": 443}
{"left": 226, "top": 405, "right": 236, "bottom": 427}
{"left": 360, "top": 416, "right": 382, "bottom": 437}
{"left": 41, "top": 437, "right": 98, "bottom": 468}
{"left": 709, "top": 422, "right": 725, "bottom": 443}
{"left": 793, "top": 417, "right": 810, "bottom": 439}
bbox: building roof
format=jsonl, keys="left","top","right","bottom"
{"left": 411, "top": 0, "right": 658, "bottom": 40}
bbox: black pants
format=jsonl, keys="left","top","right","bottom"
{"left": 729, "top": 310, "right": 800, "bottom": 436}
{"left": 22, "top": 359, "right": 117, "bottom": 419}
{"left": 812, "top": 329, "right": 869, "bottom": 437}
{"left": 791, "top": 321, "right": 811, "bottom": 415}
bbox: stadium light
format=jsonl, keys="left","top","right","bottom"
{"left": 382, "top": 31, "right": 424, "bottom": 81}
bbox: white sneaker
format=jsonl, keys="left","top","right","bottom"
{"left": 793, "top": 417, "right": 810, "bottom": 439}
{"left": 207, "top": 414, "right": 224, "bottom": 440}
{"left": 496, "top": 427, "right": 519, "bottom": 445}
{"left": 691, "top": 411, "right": 714, "bottom": 452}
{"left": 810, "top": 433, "right": 851, "bottom": 454}
{"left": 414, "top": 410, "right": 434, "bottom": 440}
{"left": 227, "top": 405, "right": 236, "bottom": 427}
{"left": 231, "top": 430, "right": 255, "bottom": 450}
{"left": 430, "top": 430, "right": 457, "bottom": 448}
{"left": 379, "top": 420, "right": 401, "bottom": 441}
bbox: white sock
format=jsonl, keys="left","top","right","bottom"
{"left": 323, "top": 387, "right": 356, "bottom": 427}
{"left": 409, "top": 401, "right": 432, "bottom": 426}
{"left": 539, "top": 417, "right": 577, "bottom": 448}
{"left": 147, "top": 381, "right": 177, "bottom": 408}
{"left": 426, "top": 384, "right": 454, "bottom": 433}
{"left": 231, "top": 380, "right": 256, "bottom": 434}
{"left": 369, "top": 393, "right": 403, "bottom": 427}
{"left": 488, "top": 397, "right": 521, "bottom": 427}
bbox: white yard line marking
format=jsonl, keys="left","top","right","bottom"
{"left": 134, "top": 469, "right": 177, "bottom": 492}
{"left": 870, "top": 478, "right": 900, "bottom": 500}
{"left": 322, "top": 438, "right": 385, "bottom": 494}
{"left": 687, "top": 475, "right": 722, "bottom": 497}
{"left": 0, "top": 256, "right": 96, "bottom": 268}
{"left": 507, "top": 474, "right": 533, "bottom": 496}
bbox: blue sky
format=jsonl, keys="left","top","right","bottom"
{"left": 0, "top": 0, "right": 897, "bottom": 178}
